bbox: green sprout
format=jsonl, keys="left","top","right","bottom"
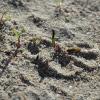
{"left": 12, "top": 28, "right": 21, "bottom": 49}
{"left": 13, "top": 28, "right": 20, "bottom": 39}
{"left": 12, "top": 26, "right": 26, "bottom": 57}
{"left": 51, "top": 29, "right": 56, "bottom": 47}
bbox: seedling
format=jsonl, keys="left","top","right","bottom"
{"left": 51, "top": 30, "right": 64, "bottom": 54}
{"left": 12, "top": 28, "right": 21, "bottom": 49}
{"left": 51, "top": 30, "right": 56, "bottom": 47}
{"left": 12, "top": 27, "right": 26, "bottom": 56}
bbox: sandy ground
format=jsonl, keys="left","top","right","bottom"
{"left": 0, "top": 0, "right": 100, "bottom": 100}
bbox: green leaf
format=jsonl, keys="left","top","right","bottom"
{"left": 12, "top": 28, "right": 20, "bottom": 39}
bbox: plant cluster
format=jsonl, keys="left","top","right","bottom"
{"left": 11, "top": 26, "right": 26, "bottom": 56}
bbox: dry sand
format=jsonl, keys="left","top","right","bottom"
{"left": 0, "top": 0, "right": 100, "bottom": 100}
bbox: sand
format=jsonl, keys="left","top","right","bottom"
{"left": 0, "top": 0, "right": 100, "bottom": 100}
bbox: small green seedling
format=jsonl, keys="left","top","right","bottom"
{"left": 51, "top": 30, "right": 56, "bottom": 47}
{"left": 12, "top": 28, "right": 21, "bottom": 49}
{"left": 12, "top": 27, "right": 25, "bottom": 57}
